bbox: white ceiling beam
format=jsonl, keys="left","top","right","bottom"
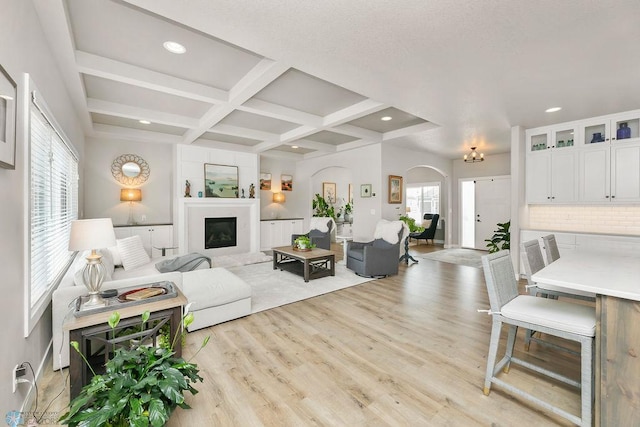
{"left": 207, "top": 123, "right": 275, "bottom": 141}
{"left": 382, "top": 122, "right": 440, "bottom": 140}
{"left": 239, "top": 98, "right": 322, "bottom": 127}
{"left": 252, "top": 139, "right": 288, "bottom": 153}
{"left": 259, "top": 149, "right": 305, "bottom": 160}
{"left": 32, "top": 0, "right": 94, "bottom": 135}
{"left": 92, "top": 123, "right": 182, "bottom": 144}
{"left": 87, "top": 98, "right": 199, "bottom": 129}
{"left": 181, "top": 105, "right": 235, "bottom": 144}
{"left": 279, "top": 125, "right": 320, "bottom": 144}
{"left": 76, "top": 50, "right": 227, "bottom": 104}
{"left": 336, "top": 138, "right": 380, "bottom": 152}
{"left": 322, "top": 99, "right": 387, "bottom": 127}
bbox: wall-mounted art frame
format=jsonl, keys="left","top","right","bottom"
{"left": 348, "top": 184, "right": 353, "bottom": 203}
{"left": 0, "top": 64, "right": 17, "bottom": 169}
{"left": 281, "top": 174, "right": 293, "bottom": 191}
{"left": 360, "top": 184, "right": 372, "bottom": 198}
{"left": 260, "top": 172, "right": 271, "bottom": 190}
{"left": 322, "top": 182, "right": 336, "bottom": 204}
{"left": 204, "top": 163, "right": 239, "bottom": 198}
{"left": 388, "top": 175, "right": 403, "bottom": 204}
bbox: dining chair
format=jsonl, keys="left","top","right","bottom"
{"left": 542, "top": 234, "right": 561, "bottom": 263}
{"left": 481, "top": 250, "right": 595, "bottom": 427}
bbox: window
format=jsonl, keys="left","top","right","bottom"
{"left": 26, "top": 88, "right": 78, "bottom": 335}
{"left": 406, "top": 182, "right": 440, "bottom": 222}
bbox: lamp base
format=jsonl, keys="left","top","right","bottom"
{"left": 81, "top": 292, "right": 107, "bottom": 310}
{"left": 82, "top": 251, "right": 107, "bottom": 308}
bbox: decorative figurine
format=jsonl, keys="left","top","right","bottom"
{"left": 249, "top": 183, "right": 255, "bottom": 199}
{"left": 241, "top": 189, "right": 246, "bottom": 198}
{"left": 184, "top": 180, "right": 191, "bottom": 197}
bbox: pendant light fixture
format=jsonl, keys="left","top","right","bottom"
{"left": 464, "top": 146, "right": 484, "bottom": 163}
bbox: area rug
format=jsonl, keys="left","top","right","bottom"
{"left": 417, "top": 249, "right": 486, "bottom": 268}
{"left": 227, "top": 261, "right": 374, "bottom": 313}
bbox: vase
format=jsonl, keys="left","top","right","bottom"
{"left": 617, "top": 122, "right": 631, "bottom": 140}
{"left": 591, "top": 132, "right": 604, "bottom": 143}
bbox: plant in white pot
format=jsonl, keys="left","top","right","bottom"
{"left": 294, "top": 235, "right": 315, "bottom": 250}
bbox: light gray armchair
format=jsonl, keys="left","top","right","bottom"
{"left": 346, "top": 220, "right": 405, "bottom": 277}
{"left": 291, "top": 217, "right": 334, "bottom": 250}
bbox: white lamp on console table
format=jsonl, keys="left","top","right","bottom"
{"left": 68, "top": 218, "right": 117, "bottom": 309}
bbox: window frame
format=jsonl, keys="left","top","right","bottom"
{"left": 23, "top": 78, "right": 79, "bottom": 337}
{"left": 406, "top": 181, "right": 441, "bottom": 223}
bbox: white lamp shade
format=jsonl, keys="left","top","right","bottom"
{"left": 68, "top": 218, "right": 117, "bottom": 251}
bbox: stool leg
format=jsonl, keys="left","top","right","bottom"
{"left": 484, "top": 319, "right": 502, "bottom": 395}
{"left": 503, "top": 325, "right": 517, "bottom": 373}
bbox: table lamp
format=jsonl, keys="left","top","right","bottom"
{"left": 68, "top": 218, "right": 117, "bottom": 308}
{"left": 120, "top": 188, "right": 142, "bottom": 225}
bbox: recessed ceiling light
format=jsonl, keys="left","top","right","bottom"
{"left": 163, "top": 41, "right": 186, "bottom": 54}
{"left": 381, "top": 116, "right": 393, "bottom": 121}
{"left": 139, "top": 120, "right": 151, "bottom": 125}
{"left": 291, "top": 145, "right": 299, "bottom": 149}
{"left": 545, "top": 107, "right": 562, "bottom": 113}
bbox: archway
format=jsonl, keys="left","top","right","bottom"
{"left": 404, "top": 165, "right": 450, "bottom": 247}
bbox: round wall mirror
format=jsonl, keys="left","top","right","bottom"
{"left": 111, "top": 154, "right": 150, "bottom": 186}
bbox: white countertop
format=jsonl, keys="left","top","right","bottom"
{"left": 532, "top": 251, "right": 640, "bottom": 301}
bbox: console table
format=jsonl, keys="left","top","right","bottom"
{"left": 64, "top": 287, "right": 188, "bottom": 399}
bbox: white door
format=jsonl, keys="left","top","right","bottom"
{"left": 474, "top": 177, "right": 511, "bottom": 250}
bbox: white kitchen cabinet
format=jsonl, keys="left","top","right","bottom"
{"left": 580, "top": 112, "right": 640, "bottom": 146}
{"left": 114, "top": 224, "right": 174, "bottom": 258}
{"left": 526, "top": 149, "right": 578, "bottom": 204}
{"left": 260, "top": 219, "right": 303, "bottom": 250}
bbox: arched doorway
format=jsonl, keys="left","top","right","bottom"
{"left": 405, "top": 165, "right": 449, "bottom": 247}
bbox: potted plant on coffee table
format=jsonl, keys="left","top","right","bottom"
{"left": 59, "top": 309, "right": 209, "bottom": 427}
{"left": 294, "top": 235, "right": 315, "bottom": 251}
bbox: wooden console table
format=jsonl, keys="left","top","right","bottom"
{"left": 63, "top": 287, "right": 188, "bottom": 399}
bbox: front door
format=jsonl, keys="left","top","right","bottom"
{"left": 474, "top": 177, "right": 511, "bottom": 250}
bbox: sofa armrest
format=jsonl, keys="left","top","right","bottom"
{"left": 347, "top": 240, "right": 373, "bottom": 251}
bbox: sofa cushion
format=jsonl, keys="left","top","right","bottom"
{"left": 181, "top": 267, "right": 252, "bottom": 310}
{"left": 117, "top": 235, "right": 150, "bottom": 271}
{"left": 108, "top": 245, "right": 122, "bottom": 266}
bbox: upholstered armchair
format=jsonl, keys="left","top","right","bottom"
{"left": 409, "top": 213, "right": 439, "bottom": 245}
{"left": 291, "top": 217, "right": 334, "bottom": 250}
{"left": 346, "top": 220, "right": 407, "bottom": 277}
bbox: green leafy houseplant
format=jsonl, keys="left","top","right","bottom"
{"left": 294, "top": 235, "right": 315, "bottom": 250}
{"left": 312, "top": 193, "right": 336, "bottom": 221}
{"left": 399, "top": 215, "right": 424, "bottom": 233}
{"left": 59, "top": 310, "right": 209, "bottom": 427}
{"left": 485, "top": 221, "right": 511, "bottom": 253}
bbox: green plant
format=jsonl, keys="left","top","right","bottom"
{"left": 399, "top": 215, "right": 424, "bottom": 233}
{"left": 343, "top": 202, "right": 352, "bottom": 216}
{"left": 312, "top": 193, "right": 336, "bottom": 221}
{"left": 294, "top": 235, "right": 315, "bottom": 249}
{"left": 485, "top": 221, "right": 511, "bottom": 253}
{"left": 60, "top": 311, "right": 209, "bottom": 427}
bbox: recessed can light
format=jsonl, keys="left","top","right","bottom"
{"left": 381, "top": 116, "right": 393, "bottom": 121}
{"left": 291, "top": 145, "right": 299, "bottom": 149}
{"left": 545, "top": 107, "right": 562, "bottom": 113}
{"left": 163, "top": 41, "right": 186, "bottom": 54}
{"left": 139, "top": 120, "right": 151, "bottom": 125}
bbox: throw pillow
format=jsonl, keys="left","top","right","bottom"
{"left": 421, "top": 219, "right": 432, "bottom": 229}
{"left": 117, "top": 235, "right": 151, "bottom": 271}
{"left": 108, "top": 245, "right": 122, "bottom": 266}
{"left": 373, "top": 220, "right": 403, "bottom": 244}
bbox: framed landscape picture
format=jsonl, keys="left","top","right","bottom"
{"left": 281, "top": 174, "right": 293, "bottom": 191}
{"left": 322, "top": 182, "right": 336, "bottom": 204}
{"left": 260, "top": 172, "right": 271, "bottom": 190}
{"left": 204, "top": 164, "right": 238, "bottom": 198}
{"left": 388, "top": 175, "right": 403, "bottom": 204}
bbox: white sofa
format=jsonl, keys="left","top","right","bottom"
{"left": 52, "top": 242, "right": 254, "bottom": 370}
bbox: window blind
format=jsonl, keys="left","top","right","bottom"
{"left": 29, "top": 94, "right": 78, "bottom": 307}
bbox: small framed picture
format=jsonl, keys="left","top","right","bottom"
{"left": 323, "top": 182, "right": 336, "bottom": 204}
{"left": 348, "top": 184, "right": 353, "bottom": 203}
{"left": 281, "top": 174, "right": 293, "bottom": 191}
{"left": 360, "top": 184, "right": 372, "bottom": 198}
{"left": 388, "top": 175, "right": 403, "bottom": 204}
{"left": 260, "top": 172, "right": 271, "bottom": 190}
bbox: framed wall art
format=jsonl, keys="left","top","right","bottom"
{"left": 204, "top": 164, "right": 239, "bottom": 198}
{"left": 281, "top": 174, "right": 293, "bottom": 191}
{"left": 0, "top": 64, "right": 17, "bottom": 169}
{"left": 388, "top": 175, "right": 403, "bottom": 204}
{"left": 348, "top": 184, "right": 353, "bottom": 203}
{"left": 260, "top": 172, "right": 271, "bottom": 190}
{"left": 322, "top": 182, "right": 336, "bottom": 204}
{"left": 360, "top": 184, "right": 372, "bottom": 198}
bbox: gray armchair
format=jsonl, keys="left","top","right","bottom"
{"left": 291, "top": 217, "right": 334, "bottom": 250}
{"left": 346, "top": 221, "right": 405, "bottom": 277}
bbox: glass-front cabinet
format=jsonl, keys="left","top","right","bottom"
{"left": 581, "top": 112, "right": 640, "bottom": 146}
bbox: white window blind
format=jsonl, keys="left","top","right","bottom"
{"left": 29, "top": 93, "right": 78, "bottom": 307}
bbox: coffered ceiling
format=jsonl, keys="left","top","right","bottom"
{"left": 35, "top": 0, "right": 640, "bottom": 160}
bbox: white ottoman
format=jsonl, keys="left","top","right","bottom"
{"left": 180, "top": 267, "right": 252, "bottom": 331}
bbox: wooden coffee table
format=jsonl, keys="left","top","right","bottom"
{"left": 272, "top": 246, "right": 335, "bottom": 282}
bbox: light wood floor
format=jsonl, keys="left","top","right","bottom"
{"left": 37, "top": 244, "right": 581, "bottom": 426}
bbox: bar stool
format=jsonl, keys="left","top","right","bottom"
{"left": 481, "top": 250, "right": 595, "bottom": 427}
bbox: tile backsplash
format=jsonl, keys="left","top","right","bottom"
{"left": 528, "top": 205, "right": 640, "bottom": 236}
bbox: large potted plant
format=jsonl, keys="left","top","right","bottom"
{"left": 59, "top": 310, "right": 209, "bottom": 427}
{"left": 485, "top": 221, "right": 511, "bottom": 253}
{"left": 312, "top": 193, "right": 336, "bottom": 221}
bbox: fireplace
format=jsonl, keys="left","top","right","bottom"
{"left": 204, "top": 217, "right": 237, "bottom": 249}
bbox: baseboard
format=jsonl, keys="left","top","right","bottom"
{"left": 18, "top": 338, "right": 53, "bottom": 416}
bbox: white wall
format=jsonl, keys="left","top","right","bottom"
{"left": 84, "top": 137, "right": 173, "bottom": 224}
{"left": 0, "top": 1, "right": 85, "bottom": 412}
{"left": 259, "top": 155, "right": 303, "bottom": 220}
